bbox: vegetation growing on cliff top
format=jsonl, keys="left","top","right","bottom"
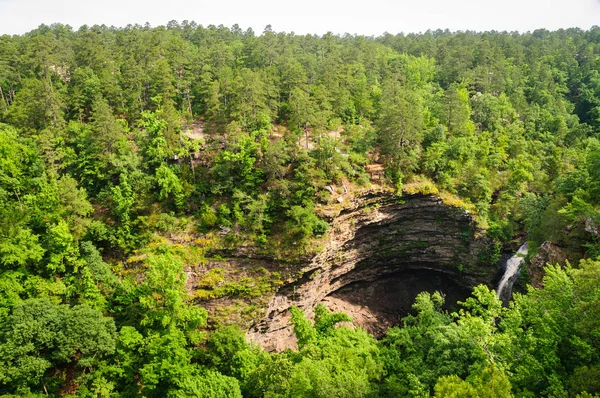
{"left": 0, "top": 22, "right": 599, "bottom": 396}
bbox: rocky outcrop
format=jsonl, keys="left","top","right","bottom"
{"left": 320, "top": 269, "right": 472, "bottom": 338}
{"left": 247, "top": 191, "right": 496, "bottom": 351}
{"left": 527, "top": 241, "right": 568, "bottom": 288}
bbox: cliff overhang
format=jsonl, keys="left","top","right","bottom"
{"left": 247, "top": 191, "right": 496, "bottom": 351}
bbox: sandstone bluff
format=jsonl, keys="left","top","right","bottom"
{"left": 246, "top": 191, "right": 498, "bottom": 351}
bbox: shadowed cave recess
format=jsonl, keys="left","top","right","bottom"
{"left": 321, "top": 270, "right": 472, "bottom": 338}
{"left": 247, "top": 191, "right": 498, "bottom": 351}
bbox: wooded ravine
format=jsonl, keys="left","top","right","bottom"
{"left": 0, "top": 22, "right": 600, "bottom": 397}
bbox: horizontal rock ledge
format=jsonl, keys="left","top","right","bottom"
{"left": 247, "top": 191, "right": 496, "bottom": 352}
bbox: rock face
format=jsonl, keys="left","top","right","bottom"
{"left": 320, "top": 269, "right": 472, "bottom": 338}
{"left": 248, "top": 191, "right": 496, "bottom": 351}
{"left": 527, "top": 241, "right": 568, "bottom": 288}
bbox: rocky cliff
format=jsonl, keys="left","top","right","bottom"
{"left": 247, "top": 191, "right": 496, "bottom": 351}
{"left": 526, "top": 241, "right": 569, "bottom": 288}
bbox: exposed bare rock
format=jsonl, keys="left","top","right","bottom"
{"left": 321, "top": 270, "right": 471, "bottom": 338}
{"left": 527, "top": 241, "right": 569, "bottom": 288}
{"left": 247, "top": 191, "right": 496, "bottom": 352}
{"left": 184, "top": 120, "right": 205, "bottom": 140}
{"left": 585, "top": 216, "right": 599, "bottom": 237}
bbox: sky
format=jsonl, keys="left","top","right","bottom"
{"left": 0, "top": 0, "right": 599, "bottom": 36}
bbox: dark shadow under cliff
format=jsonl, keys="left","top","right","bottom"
{"left": 247, "top": 191, "right": 497, "bottom": 351}
{"left": 321, "top": 269, "right": 472, "bottom": 338}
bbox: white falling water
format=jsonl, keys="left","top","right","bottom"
{"left": 497, "top": 243, "right": 528, "bottom": 301}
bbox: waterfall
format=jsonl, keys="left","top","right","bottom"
{"left": 497, "top": 243, "right": 528, "bottom": 301}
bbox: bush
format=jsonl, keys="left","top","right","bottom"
{"left": 286, "top": 205, "right": 329, "bottom": 240}
{"left": 199, "top": 205, "right": 218, "bottom": 230}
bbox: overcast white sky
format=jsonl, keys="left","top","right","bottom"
{"left": 1, "top": 0, "right": 599, "bottom": 36}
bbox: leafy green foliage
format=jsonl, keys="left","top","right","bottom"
{"left": 1, "top": 22, "right": 600, "bottom": 397}
{"left": 0, "top": 299, "right": 116, "bottom": 395}
{"left": 286, "top": 305, "right": 383, "bottom": 397}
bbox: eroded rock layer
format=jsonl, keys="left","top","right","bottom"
{"left": 248, "top": 191, "right": 495, "bottom": 352}
{"left": 321, "top": 270, "right": 472, "bottom": 338}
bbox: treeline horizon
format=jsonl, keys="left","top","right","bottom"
{"left": 5, "top": 20, "right": 600, "bottom": 39}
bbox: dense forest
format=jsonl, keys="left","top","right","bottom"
{"left": 0, "top": 21, "right": 600, "bottom": 397}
